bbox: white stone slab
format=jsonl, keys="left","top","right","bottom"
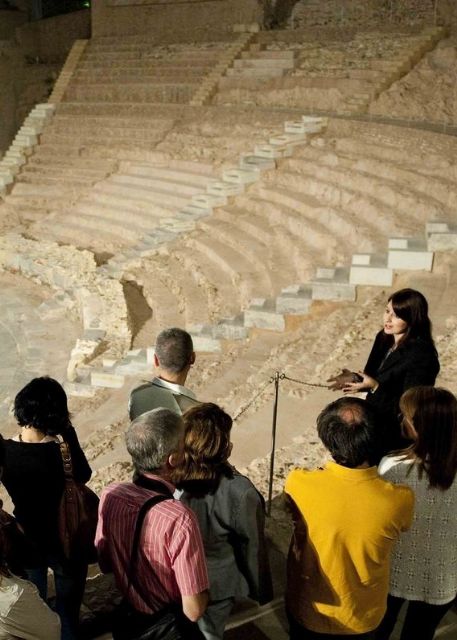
{"left": 316, "top": 267, "right": 336, "bottom": 279}
{"left": 387, "top": 250, "right": 434, "bottom": 271}
{"left": 276, "top": 285, "right": 312, "bottom": 314}
{"left": 388, "top": 237, "right": 409, "bottom": 250}
{"left": 425, "top": 222, "right": 450, "bottom": 235}
{"left": 254, "top": 144, "right": 291, "bottom": 159}
{"left": 239, "top": 155, "right": 275, "bottom": 171}
{"left": 14, "top": 133, "right": 37, "bottom": 146}
{"left": 192, "top": 193, "right": 227, "bottom": 208}
{"left": 349, "top": 265, "right": 393, "bottom": 286}
{"left": 91, "top": 371, "right": 125, "bottom": 388}
{"left": 213, "top": 315, "right": 248, "bottom": 340}
{"left": 427, "top": 232, "right": 457, "bottom": 251}
{"left": 207, "top": 181, "right": 244, "bottom": 197}
{"left": 284, "top": 121, "right": 323, "bottom": 134}
{"left": 244, "top": 299, "right": 285, "bottom": 331}
{"left": 222, "top": 168, "right": 259, "bottom": 185}
{"left": 192, "top": 336, "right": 221, "bottom": 352}
{"left": 352, "top": 254, "right": 371, "bottom": 266}
{"left": 269, "top": 133, "right": 307, "bottom": 146}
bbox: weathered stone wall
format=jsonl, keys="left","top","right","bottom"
{"left": 15, "top": 9, "right": 90, "bottom": 61}
{"left": 91, "top": 0, "right": 263, "bottom": 40}
{"left": 291, "top": 0, "right": 457, "bottom": 29}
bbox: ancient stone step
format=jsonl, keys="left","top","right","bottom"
{"left": 244, "top": 298, "right": 285, "bottom": 331}
{"left": 387, "top": 237, "right": 434, "bottom": 271}
{"left": 349, "top": 253, "right": 393, "bottom": 286}
{"left": 311, "top": 267, "right": 356, "bottom": 301}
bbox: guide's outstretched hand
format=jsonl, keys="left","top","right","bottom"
{"left": 327, "top": 368, "right": 363, "bottom": 391}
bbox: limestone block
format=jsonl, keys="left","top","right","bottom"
{"left": 64, "top": 381, "right": 96, "bottom": 398}
{"left": 192, "top": 193, "right": 227, "bottom": 208}
{"left": 285, "top": 121, "right": 323, "bottom": 135}
{"left": 91, "top": 371, "right": 125, "bottom": 389}
{"left": 14, "top": 133, "right": 37, "bottom": 146}
{"left": 0, "top": 162, "right": 19, "bottom": 176}
{"left": 19, "top": 126, "right": 41, "bottom": 136}
{"left": 102, "top": 357, "right": 118, "bottom": 368}
{"left": 180, "top": 204, "right": 212, "bottom": 218}
{"left": 302, "top": 115, "right": 328, "bottom": 127}
{"left": 244, "top": 298, "right": 285, "bottom": 331}
{"left": 427, "top": 232, "right": 457, "bottom": 252}
{"left": 276, "top": 284, "right": 312, "bottom": 315}
{"left": 269, "top": 133, "right": 307, "bottom": 147}
{"left": 213, "top": 315, "right": 248, "bottom": 340}
{"left": 425, "top": 222, "right": 450, "bottom": 235}
{"left": 0, "top": 173, "right": 13, "bottom": 187}
{"left": 115, "top": 357, "right": 150, "bottom": 375}
{"left": 239, "top": 155, "right": 275, "bottom": 171}
{"left": 388, "top": 237, "right": 434, "bottom": 270}
{"left": 388, "top": 237, "right": 409, "bottom": 250}
{"left": 160, "top": 217, "right": 195, "bottom": 233}
{"left": 207, "top": 181, "right": 244, "bottom": 198}
{"left": 349, "top": 254, "right": 393, "bottom": 286}
{"left": 192, "top": 335, "right": 222, "bottom": 353}
{"left": 311, "top": 267, "right": 356, "bottom": 302}
{"left": 388, "top": 248, "right": 434, "bottom": 271}
{"left": 83, "top": 329, "right": 106, "bottom": 341}
{"left": 222, "top": 168, "right": 259, "bottom": 185}
{"left": 254, "top": 144, "right": 292, "bottom": 159}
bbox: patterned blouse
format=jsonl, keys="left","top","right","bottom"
{"left": 379, "top": 455, "right": 457, "bottom": 605}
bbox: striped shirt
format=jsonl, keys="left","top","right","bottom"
{"left": 95, "top": 475, "right": 209, "bottom": 614}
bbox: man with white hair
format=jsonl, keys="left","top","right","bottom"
{"left": 129, "top": 327, "right": 199, "bottom": 420}
{"left": 96, "top": 408, "right": 209, "bottom": 639}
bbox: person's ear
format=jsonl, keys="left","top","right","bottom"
{"left": 190, "top": 352, "right": 196, "bottom": 366}
{"left": 168, "top": 451, "right": 182, "bottom": 468}
{"left": 153, "top": 353, "right": 160, "bottom": 368}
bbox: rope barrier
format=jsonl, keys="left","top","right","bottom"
{"left": 233, "top": 371, "right": 332, "bottom": 515}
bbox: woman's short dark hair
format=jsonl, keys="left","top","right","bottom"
{"left": 399, "top": 386, "right": 457, "bottom": 490}
{"left": 14, "top": 377, "right": 71, "bottom": 436}
{"left": 388, "top": 288, "right": 434, "bottom": 347}
{"left": 172, "top": 403, "right": 232, "bottom": 489}
{"left": 317, "top": 397, "right": 379, "bottom": 468}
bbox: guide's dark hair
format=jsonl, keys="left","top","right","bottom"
{"left": 399, "top": 386, "right": 457, "bottom": 490}
{"left": 155, "top": 327, "right": 194, "bottom": 374}
{"left": 14, "top": 376, "right": 72, "bottom": 436}
{"left": 317, "top": 397, "right": 379, "bottom": 468}
{"left": 386, "top": 288, "right": 435, "bottom": 348}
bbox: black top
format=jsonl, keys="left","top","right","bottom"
{"left": 364, "top": 330, "right": 440, "bottom": 455}
{"left": 2, "top": 426, "right": 91, "bottom": 565}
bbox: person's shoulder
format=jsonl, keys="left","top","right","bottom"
{"left": 285, "top": 467, "right": 316, "bottom": 494}
{"left": 129, "top": 381, "right": 155, "bottom": 397}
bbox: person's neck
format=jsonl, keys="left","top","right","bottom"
{"left": 158, "top": 370, "right": 188, "bottom": 387}
{"left": 19, "top": 427, "right": 47, "bottom": 443}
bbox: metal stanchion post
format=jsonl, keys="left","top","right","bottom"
{"left": 267, "top": 371, "right": 283, "bottom": 516}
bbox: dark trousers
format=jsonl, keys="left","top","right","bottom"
{"left": 26, "top": 555, "right": 87, "bottom": 640}
{"left": 288, "top": 611, "right": 375, "bottom": 639}
{"left": 374, "top": 594, "right": 456, "bottom": 640}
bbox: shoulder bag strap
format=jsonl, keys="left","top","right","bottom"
{"left": 59, "top": 439, "right": 74, "bottom": 480}
{"left": 126, "top": 491, "right": 173, "bottom": 610}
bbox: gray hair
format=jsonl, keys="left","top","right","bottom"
{"left": 125, "top": 408, "right": 184, "bottom": 473}
{"left": 155, "top": 327, "right": 193, "bottom": 374}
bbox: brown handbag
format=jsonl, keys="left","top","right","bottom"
{"left": 58, "top": 440, "right": 99, "bottom": 564}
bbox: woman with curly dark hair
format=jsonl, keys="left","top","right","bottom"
{"left": 173, "top": 403, "right": 273, "bottom": 640}
{"left": 2, "top": 377, "right": 92, "bottom": 640}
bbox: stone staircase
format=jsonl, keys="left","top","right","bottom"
{"left": 214, "top": 27, "right": 446, "bottom": 113}
{"left": 64, "top": 37, "right": 237, "bottom": 105}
